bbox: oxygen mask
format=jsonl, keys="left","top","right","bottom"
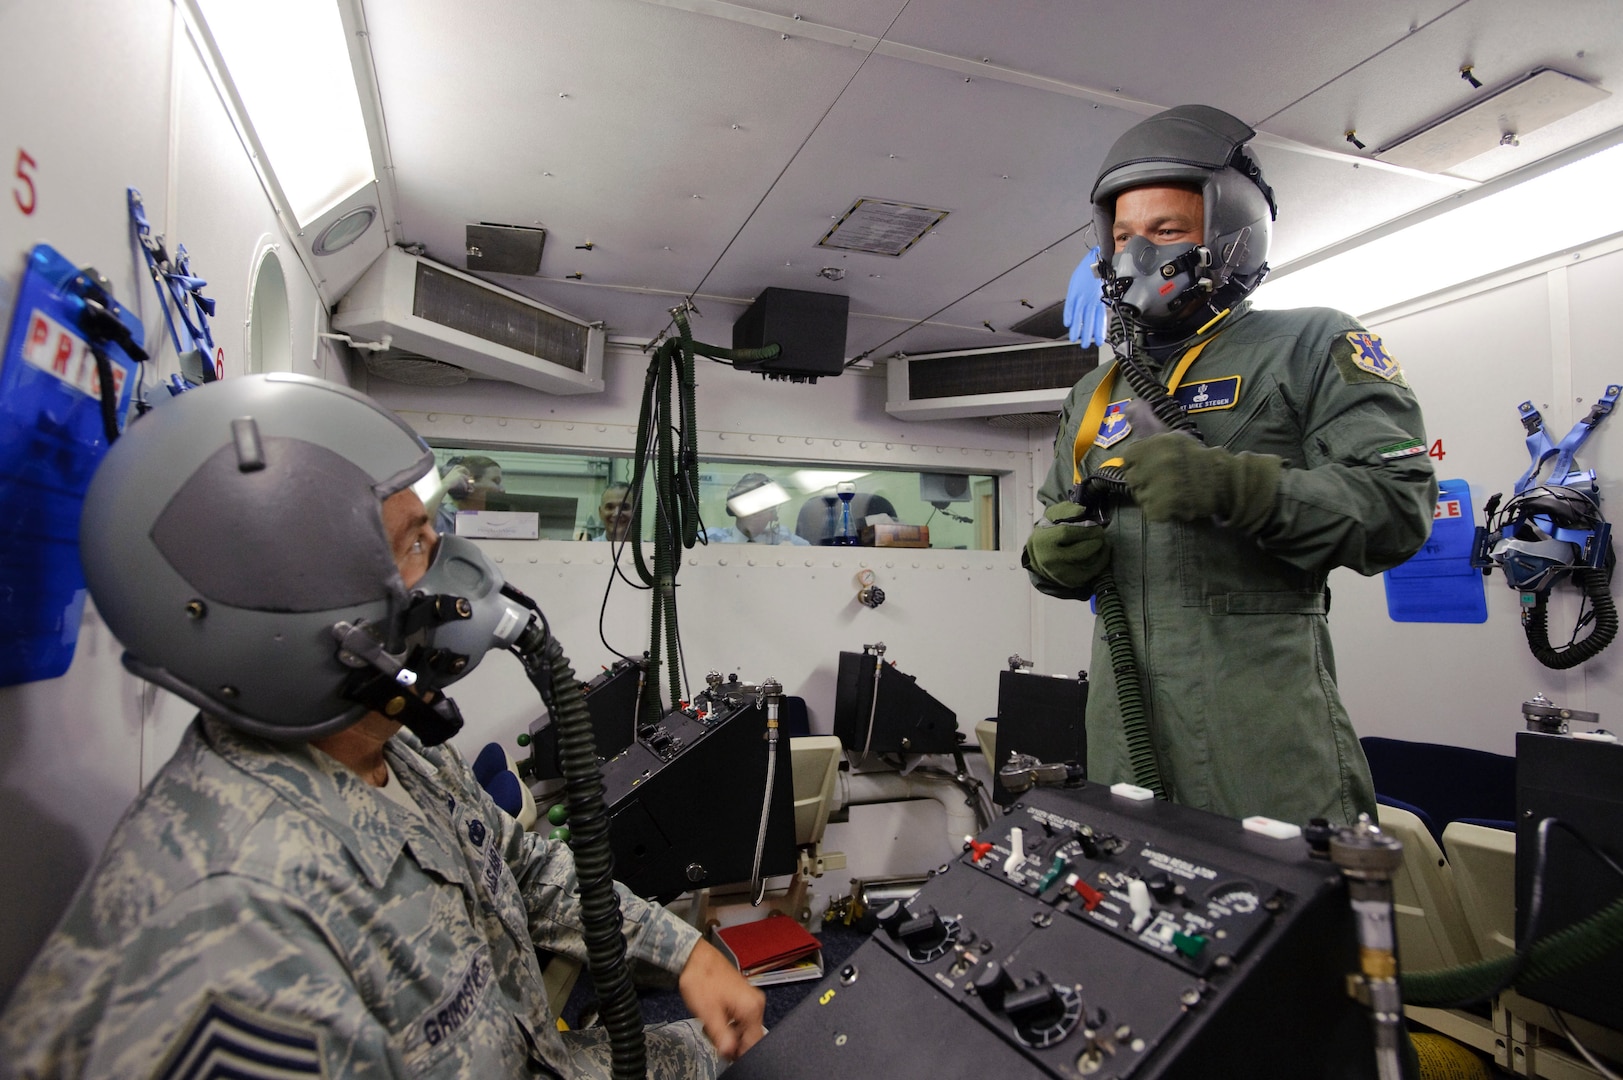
{"left": 1102, "top": 236, "right": 1212, "bottom": 330}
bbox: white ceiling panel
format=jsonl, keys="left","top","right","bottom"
{"left": 348, "top": 0, "right": 1623, "bottom": 366}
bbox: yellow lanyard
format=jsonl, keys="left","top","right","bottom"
{"left": 1070, "top": 329, "right": 1224, "bottom": 484}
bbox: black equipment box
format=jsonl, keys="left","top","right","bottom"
{"left": 596, "top": 689, "right": 797, "bottom": 900}
{"left": 993, "top": 669, "right": 1088, "bottom": 805}
{"left": 833, "top": 649, "right": 958, "bottom": 756}
{"left": 732, "top": 287, "right": 849, "bottom": 380}
{"left": 522, "top": 658, "right": 643, "bottom": 783}
{"left": 1515, "top": 731, "right": 1623, "bottom": 1030}
{"left": 730, "top": 783, "right": 1377, "bottom": 1080}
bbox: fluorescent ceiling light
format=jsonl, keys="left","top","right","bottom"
{"left": 196, "top": 0, "right": 374, "bottom": 225}
{"left": 727, "top": 482, "right": 791, "bottom": 518}
{"left": 787, "top": 469, "right": 872, "bottom": 492}
{"left": 1254, "top": 141, "right": 1623, "bottom": 318}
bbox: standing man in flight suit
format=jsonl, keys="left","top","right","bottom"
{"left": 0, "top": 375, "right": 763, "bottom": 1078}
{"left": 1024, "top": 105, "right": 1436, "bottom": 827}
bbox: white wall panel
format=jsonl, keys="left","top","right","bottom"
{"left": 0, "top": 0, "right": 326, "bottom": 1003}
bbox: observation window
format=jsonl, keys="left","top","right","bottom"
{"left": 421, "top": 446, "right": 1001, "bottom": 550}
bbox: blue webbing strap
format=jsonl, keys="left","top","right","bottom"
{"left": 1513, "top": 385, "right": 1621, "bottom": 494}
{"left": 127, "top": 188, "right": 219, "bottom": 386}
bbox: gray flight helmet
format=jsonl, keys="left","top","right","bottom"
{"left": 1090, "top": 104, "right": 1277, "bottom": 305}
{"left": 80, "top": 373, "right": 437, "bottom": 741}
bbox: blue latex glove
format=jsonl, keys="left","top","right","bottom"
{"left": 1063, "top": 245, "right": 1108, "bottom": 348}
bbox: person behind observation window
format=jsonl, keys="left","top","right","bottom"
{"left": 703, "top": 472, "right": 809, "bottom": 545}
{"left": 426, "top": 452, "right": 504, "bottom": 536}
{"left": 0, "top": 375, "right": 764, "bottom": 1077}
{"left": 596, "top": 481, "right": 634, "bottom": 542}
{"left": 1023, "top": 104, "right": 1436, "bottom": 828}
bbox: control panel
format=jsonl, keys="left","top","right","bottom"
{"left": 730, "top": 783, "right": 1375, "bottom": 1080}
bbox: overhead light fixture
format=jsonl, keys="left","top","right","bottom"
{"left": 1378, "top": 69, "right": 1609, "bottom": 174}
{"left": 313, "top": 206, "right": 377, "bottom": 255}
{"left": 194, "top": 0, "right": 374, "bottom": 226}
{"left": 1254, "top": 139, "right": 1623, "bottom": 319}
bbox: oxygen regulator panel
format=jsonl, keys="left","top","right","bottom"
{"left": 731, "top": 784, "right": 1376, "bottom": 1080}
{"left": 581, "top": 673, "right": 797, "bottom": 901}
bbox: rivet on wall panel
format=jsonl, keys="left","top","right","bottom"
{"left": 777, "top": 558, "right": 786, "bottom": 566}
{"left": 494, "top": 555, "right": 505, "bottom": 563}
{"left": 463, "top": 416, "right": 474, "bottom": 424}
{"left": 834, "top": 439, "right": 842, "bottom": 446}
{"left": 748, "top": 558, "right": 756, "bottom": 566}
{"left": 719, "top": 558, "right": 729, "bottom": 566}
{"left": 885, "top": 443, "right": 893, "bottom": 450}
{"left": 561, "top": 557, "right": 571, "bottom": 564}
{"left": 566, "top": 423, "right": 575, "bottom": 430}
{"left": 426, "top": 413, "right": 439, "bottom": 422}
{"left": 596, "top": 425, "right": 606, "bottom": 432}
{"left": 498, "top": 418, "right": 508, "bottom": 427}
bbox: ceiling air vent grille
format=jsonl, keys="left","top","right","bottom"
{"left": 907, "top": 342, "right": 1095, "bottom": 400}
{"left": 414, "top": 263, "right": 589, "bottom": 373}
{"left": 886, "top": 340, "right": 1099, "bottom": 421}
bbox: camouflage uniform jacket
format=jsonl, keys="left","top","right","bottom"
{"left": 1036, "top": 304, "right": 1436, "bottom": 827}
{"left": 0, "top": 714, "right": 712, "bottom": 1078}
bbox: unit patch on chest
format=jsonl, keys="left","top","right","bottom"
{"left": 1096, "top": 399, "right": 1132, "bottom": 448}
{"left": 1173, "top": 376, "right": 1240, "bottom": 413}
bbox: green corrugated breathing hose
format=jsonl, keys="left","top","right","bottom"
{"left": 1402, "top": 896, "right": 1623, "bottom": 1007}
{"left": 628, "top": 308, "right": 779, "bottom": 712}
{"left": 1091, "top": 566, "right": 1165, "bottom": 798}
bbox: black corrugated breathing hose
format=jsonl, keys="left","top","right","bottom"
{"left": 511, "top": 615, "right": 645, "bottom": 1080}
{"left": 1524, "top": 567, "right": 1618, "bottom": 669}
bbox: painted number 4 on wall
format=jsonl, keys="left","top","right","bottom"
{"left": 1428, "top": 439, "right": 1445, "bottom": 461}
{"left": 14, "top": 149, "right": 38, "bottom": 215}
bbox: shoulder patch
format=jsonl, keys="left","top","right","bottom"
{"left": 157, "top": 992, "right": 326, "bottom": 1079}
{"left": 1173, "top": 376, "right": 1241, "bottom": 413}
{"left": 1096, "top": 399, "right": 1132, "bottom": 448}
{"left": 1335, "top": 330, "right": 1408, "bottom": 385}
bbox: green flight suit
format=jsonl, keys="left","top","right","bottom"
{"left": 1036, "top": 303, "right": 1437, "bottom": 826}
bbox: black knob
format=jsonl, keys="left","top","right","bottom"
{"left": 897, "top": 909, "right": 948, "bottom": 953}
{"left": 1004, "top": 981, "right": 1066, "bottom": 1031}
{"left": 875, "top": 900, "right": 910, "bottom": 939}
{"left": 1148, "top": 873, "right": 1179, "bottom": 903}
{"left": 972, "top": 960, "right": 1016, "bottom": 1012}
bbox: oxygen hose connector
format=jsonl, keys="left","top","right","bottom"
{"left": 1329, "top": 815, "right": 1407, "bottom": 1080}
{"left": 749, "top": 676, "right": 785, "bottom": 906}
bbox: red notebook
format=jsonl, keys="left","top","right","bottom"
{"left": 713, "top": 915, "right": 821, "bottom": 976}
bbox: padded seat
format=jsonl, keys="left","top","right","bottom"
{"left": 1376, "top": 803, "right": 1481, "bottom": 974}
{"left": 1361, "top": 737, "right": 1515, "bottom": 847}
{"left": 1441, "top": 821, "right": 1517, "bottom": 961}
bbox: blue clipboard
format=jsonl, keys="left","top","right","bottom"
{"left": 0, "top": 244, "right": 144, "bottom": 686}
{"left": 1383, "top": 478, "right": 1488, "bottom": 624}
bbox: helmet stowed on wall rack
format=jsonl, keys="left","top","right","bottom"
{"left": 1471, "top": 386, "right": 1620, "bottom": 668}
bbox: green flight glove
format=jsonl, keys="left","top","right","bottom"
{"left": 1118, "top": 433, "right": 1283, "bottom": 533}
{"left": 1022, "top": 501, "right": 1111, "bottom": 593}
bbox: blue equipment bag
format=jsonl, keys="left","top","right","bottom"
{"left": 0, "top": 244, "right": 144, "bottom": 687}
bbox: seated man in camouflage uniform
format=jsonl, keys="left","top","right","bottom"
{"left": 0, "top": 375, "right": 764, "bottom": 1078}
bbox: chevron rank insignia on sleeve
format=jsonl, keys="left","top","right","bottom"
{"left": 156, "top": 992, "right": 326, "bottom": 1079}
